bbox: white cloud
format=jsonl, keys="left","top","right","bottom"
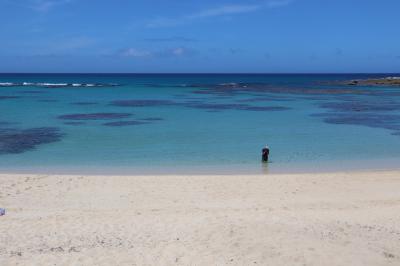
{"left": 172, "top": 47, "right": 185, "bottom": 56}
{"left": 159, "top": 47, "right": 197, "bottom": 57}
{"left": 187, "top": 4, "right": 261, "bottom": 20}
{"left": 119, "top": 48, "right": 152, "bottom": 58}
{"left": 146, "top": 0, "right": 293, "bottom": 28}
{"left": 118, "top": 47, "right": 196, "bottom": 59}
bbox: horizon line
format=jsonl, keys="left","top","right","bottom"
{"left": 0, "top": 72, "right": 399, "bottom": 75}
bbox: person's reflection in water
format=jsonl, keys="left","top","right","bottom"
{"left": 261, "top": 161, "right": 269, "bottom": 175}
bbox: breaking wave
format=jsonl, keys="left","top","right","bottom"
{"left": 0, "top": 82, "right": 120, "bottom": 88}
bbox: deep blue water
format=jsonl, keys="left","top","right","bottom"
{"left": 1, "top": 73, "right": 400, "bottom": 174}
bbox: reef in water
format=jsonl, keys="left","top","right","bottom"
{"left": 313, "top": 97, "right": 400, "bottom": 136}
{"left": 71, "top": 102, "right": 99, "bottom": 105}
{"left": 103, "top": 120, "right": 149, "bottom": 127}
{"left": 110, "top": 100, "right": 175, "bottom": 107}
{"left": 183, "top": 102, "right": 290, "bottom": 112}
{"left": 0, "top": 127, "right": 63, "bottom": 154}
{"left": 140, "top": 117, "right": 164, "bottom": 121}
{"left": 58, "top": 113, "right": 132, "bottom": 120}
{"left": 0, "top": 96, "right": 21, "bottom": 100}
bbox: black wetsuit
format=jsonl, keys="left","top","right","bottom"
{"left": 262, "top": 148, "right": 270, "bottom": 162}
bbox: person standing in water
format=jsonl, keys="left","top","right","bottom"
{"left": 262, "top": 145, "right": 270, "bottom": 162}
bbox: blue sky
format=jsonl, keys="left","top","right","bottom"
{"left": 1, "top": 0, "right": 399, "bottom": 73}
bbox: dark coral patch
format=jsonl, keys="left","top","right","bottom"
{"left": 21, "top": 90, "right": 48, "bottom": 94}
{"left": 0, "top": 127, "right": 63, "bottom": 154}
{"left": 110, "top": 100, "right": 175, "bottom": 107}
{"left": 187, "top": 83, "right": 366, "bottom": 97}
{"left": 242, "top": 106, "right": 290, "bottom": 111}
{"left": 71, "top": 102, "right": 98, "bottom": 105}
{"left": 312, "top": 113, "right": 400, "bottom": 135}
{"left": 185, "top": 102, "right": 290, "bottom": 112}
{"left": 140, "top": 117, "right": 164, "bottom": 121}
{"left": 38, "top": 99, "right": 58, "bottom": 103}
{"left": 320, "top": 101, "right": 400, "bottom": 112}
{"left": 103, "top": 120, "right": 149, "bottom": 127}
{"left": 0, "top": 96, "right": 21, "bottom": 100}
{"left": 58, "top": 113, "right": 132, "bottom": 120}
{"left": 314, "top": 97, "right": 400, "bottom": 136}
{"left": 315, "top": 113, "right": 400, "bottom": 127}
{"left": 236, "top": 97, "right": 294, "bottom": 103}
{"left": 110, "top": 98, "right": 289, "bottom": 112}
{"left": 184, "top": 103, "right": 244, "bottom": 110}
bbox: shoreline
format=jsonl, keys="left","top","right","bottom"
{"left": 0, "top": 158, "right": 400, "bottom": 176}
{"left": 0, "top": 168, "right": 392, "bottom": 177}
{"left": 1, "top": 170, "right": 400, "bottom": 265}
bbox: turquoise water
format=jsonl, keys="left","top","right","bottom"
{"left": 1, "top": 74, "right": 400, "bottom": 174}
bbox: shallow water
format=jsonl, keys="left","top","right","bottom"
{"left": 1, "top": 73, "right": 400, "bottom": 174}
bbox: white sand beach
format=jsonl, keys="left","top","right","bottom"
{"left": 1, "top": 170, "right": 399, "bottom": 265}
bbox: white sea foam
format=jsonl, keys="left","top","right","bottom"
{"left": 0, "top": 82, "right": 120, "bottom": 88}
{"left": 39, "top": 83, "right": 68, "bottom": 87}
{"left": 0, "top": 82, "right": 15, "bottom": 86}
{"left": 219, "top": 82, "right": 238, "bottom": 86}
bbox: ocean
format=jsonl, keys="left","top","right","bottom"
{"left": 1, "top": 73, "right": 400, "bottom": 174}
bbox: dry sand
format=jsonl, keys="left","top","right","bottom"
{"left": 0, "top": 170, "right": 399, "bottom": 265}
